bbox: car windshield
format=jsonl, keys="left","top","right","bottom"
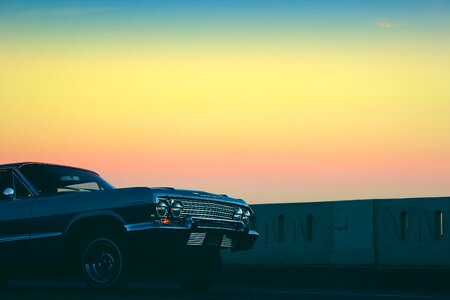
{"left": 19, "top": 164, "right": 114, "bottom": 195}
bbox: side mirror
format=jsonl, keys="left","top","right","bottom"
{"left": 3, "top": 188, "right": 15, "bottom": 198}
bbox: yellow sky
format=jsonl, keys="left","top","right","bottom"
{"left": 1, "top": 37, "right": 449, "bottom": 203}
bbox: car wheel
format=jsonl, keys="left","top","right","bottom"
{"left": 177, "top": 248, "right": 222, "bottom": 292}
{"left": 81, "top": 237, "right": 131, "bottom": 290}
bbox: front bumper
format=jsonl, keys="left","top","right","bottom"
{"left": 124, "top": 218, "right": 258, "bottom": 252}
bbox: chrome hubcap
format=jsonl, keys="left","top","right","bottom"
{"left": 83, "top": 239, "right": 121, "bottom": 285}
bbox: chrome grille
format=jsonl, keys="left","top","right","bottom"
{"left": 179, "top": 198, "right": 235, "bottom": 221}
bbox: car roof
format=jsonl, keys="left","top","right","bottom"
{"left": 0, "top": 162, "right": 99, "bottom": 175}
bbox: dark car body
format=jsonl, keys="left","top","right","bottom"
{"left": 0, "top": 162, "right": 258, "bottom": 288}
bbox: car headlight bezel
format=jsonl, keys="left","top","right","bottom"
{"left": 234, "top": 206, "right": 244, "bottom": 221}
{"left": 171, "top": 201, "right": 184, "bottom": 218}
{"left": 156, "top": 199, "right": 169, "bottom": 217}
{"left": 242, "top": 209, "right": 251, "bottom": 225}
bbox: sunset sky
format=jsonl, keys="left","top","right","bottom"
{"left": 0, "top": 0, "right": 449, "bottom": 203}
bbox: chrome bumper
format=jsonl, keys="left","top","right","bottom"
{"left": 125, "top": 216, "right": 249, "bottom": 232}
{"left": 124, "top": 218, "right": 259, "bottom": 250}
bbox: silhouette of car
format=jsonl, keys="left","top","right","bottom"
{"left": 0, "top": 162, "right": 258, "bottom": 290}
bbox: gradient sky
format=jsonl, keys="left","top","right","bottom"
{"left": 0, "top": 0, "right": 449, "bottom": 203}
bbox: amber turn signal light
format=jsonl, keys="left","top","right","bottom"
{"left": 161, "top": 218, "right": 171, "bottom": 225}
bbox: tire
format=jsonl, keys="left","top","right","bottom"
{"left": 81, "top": 237, "right": 131, "bottom": 290}
{"left": 177, "top": 248, "right": 222, "bottom": 292}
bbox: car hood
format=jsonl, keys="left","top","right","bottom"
{"left": 148, "top": 187, "right": 248, "bottom": 207}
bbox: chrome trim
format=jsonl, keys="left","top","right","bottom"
{"left": 0, "top": 232, "right": 62, "bottom": 244}
{"left": 0, "top": 234, "right": 29, "bottom": 243}
{"left": 124, "top": 222, "right": 187, "bottom": 232}
{"left": 196, "top": 226, "right": 244, "bottom": 231}
{"left": 186, "top": 232, "right": 206, "bottom": 246}
{"left": 125, "top": 218, "right": 247, "bottom": 232}
{"left": 3, "top": 187, "right": 14, "bottom": 197}
{"left": 159, "top": 197, "right": 238, "bottom": 221}
{"left": 13, "top": 173, "right": 34, "bottom": 198}
{"left": 190, "top": 216, "right": 245, "bottom": 231}
{"left": 248, "top": 230, "right": 259, "bottom": 236}
{"left": 191, "top": 217, "right": 244, "bottom": 225}
{"left": 13, "top": 167, "right": 44, "bottom": 197}
{"left": 30, "top": 232, "right": 62, "bottom": 240}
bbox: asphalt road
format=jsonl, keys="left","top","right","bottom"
{"left": 1, "top": 279, "right": 450, "bottom": 300}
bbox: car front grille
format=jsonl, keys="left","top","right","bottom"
{"left": 179, "top": 198, "right": 235, "bottom": 221}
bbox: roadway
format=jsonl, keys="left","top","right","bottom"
{"left": 1, "top": 279, "right": 450, "bottom": 300}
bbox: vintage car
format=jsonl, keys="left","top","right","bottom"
{"left": 0, "top": 162, "right": 258, "bottom": 290}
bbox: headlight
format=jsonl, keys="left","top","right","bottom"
{"left": 234, "top": 206, "right": 243, "bottom": 221}
{"left": 242, "top": 209, "right": 251, "bottom": 225}
{"left": 156, "top": 200, "right": 169, "bottom": 217}
{"left": 171, "top": 201, "right": 184, "bottom": 218}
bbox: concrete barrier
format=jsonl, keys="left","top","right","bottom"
{"left": 223, "top": 196, "right": 450, "bottom": 268}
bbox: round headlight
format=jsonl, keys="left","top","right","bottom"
{"left": 234, "top": 207, "right": 243, "bottom": 221}
{"left": 242, "top": 209, "right": 251, "bottom": 225}
{"left": 156, "top": 200, "right": 169, "bottom": 217}
{"left": 171, "top": 201, "right": 184, "bottom": 218}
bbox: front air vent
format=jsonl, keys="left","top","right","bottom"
{"left": 186, "top": 232, "right": 206, "bottom": 246}
{"left": 221, "top": 235, "right": 233, "bottom": 248}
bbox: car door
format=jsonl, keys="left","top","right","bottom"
{"left": 0, "top": 169, "right": 33, "bottom": 270}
